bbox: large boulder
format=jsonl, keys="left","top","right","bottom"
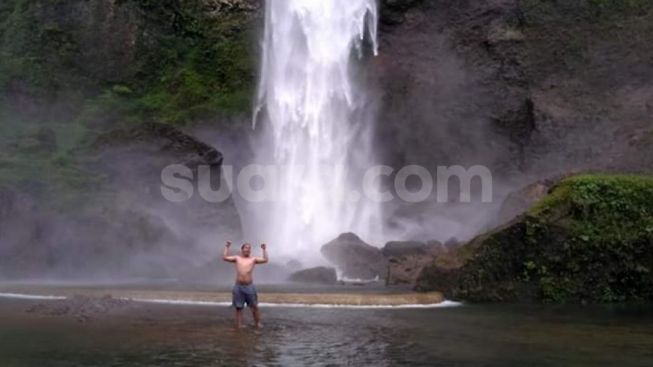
{"left": 0, "top": 123, "right": 243, "bottom": 280}
{"left": 93, "top": 122, "right": 243, "bottom": 242}
{"left": 381, "top": 240, "right": 442, "bottom": 258}
{"left": 387, "top": 256, "right": 433, "bottom": 286}
{"left": 383, "top": 240, "right": 444, "bottom": 286}
{"left": 320, "top": 233, "right": 387, "bottom": 280}
{"left": 288, "top": 267, "right": 338, "bottom": 285}
{"left": 416, "top": 174, "right": 653, "bottom": 303}
{"left": 495, "top": 173, "right": 578, "bottom": 226}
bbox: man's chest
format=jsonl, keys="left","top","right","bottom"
{"left": 237, "top": 258, "right": 256, "bottom": 269}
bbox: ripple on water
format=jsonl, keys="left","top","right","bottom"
{"left": 2, "top": 299, "right": 653, "bottom": 366}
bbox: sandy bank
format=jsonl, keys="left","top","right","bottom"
{"left": 0, "top": 285, "right": 448, "bottom": 307}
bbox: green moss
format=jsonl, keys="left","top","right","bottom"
{"left": 0, "top": 0, "right": 257, "bottom": 211}
{"left": 532, "top": 174, "right": 653, "bottom": 241}
{"left": 131, "top": 19, "right": 256, "bottom": 124}
{"left": 1, "top": 0, "right": 256, "bottom": 126}
{"left": 417, "top": 174, "right": 653, "bottom": 303}
{"left": 70, "top": 0, "right": 256, "bottom": 125}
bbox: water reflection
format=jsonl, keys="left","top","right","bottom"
{"left": 1, "top": 301, "right": 653, "bottom": 366}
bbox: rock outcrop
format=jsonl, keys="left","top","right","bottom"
{"left": 495, "top": 172, "right": 580, "bottom": 226}
{"left": 321, "top": 233, "right": 387, "bottom": 280}
{"left": 374, "top": 0, "right": 653, "bottom": 176}
{"left": 3, "top": 0, "right": 653, "bottom": 285}
{"left": 416, "top": 174, "right": 653, "bottom": 303}
{"left": 288, "top": 267, "right": 338, "bottom": 285}
{"left": 0, "top": 0, "right": 255, "bottom": 279}
{"left": 383, "top": 241, "right": 444, "bottom": 286}
{"left": 381, "top": 240, "right": 442, "bottom": 258}
{"left": 0, "top": 123, "right": 242, "bottom": 280}
{"left": 94, "top": 121, "right": 242, "bottom": 237}
{"left": 371, "top": 0, "right": 653, "bottom": 242}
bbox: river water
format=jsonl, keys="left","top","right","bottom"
{"left": 2, "top": 297, "right": 652, "bottom": 366}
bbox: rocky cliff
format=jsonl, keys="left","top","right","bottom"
{"left": 1, "top": 0, "right": 652, "bottom": 282}
{"left": 0, "top": 0, "right": 258, "bottom": 279}
{"left": 367, "top": 0, "right": 653, "bottom": 241}
{"left": 416, "top": 174, "right": 653, "bottom": 303}
{"left": 375, "top": 0, "right": 653, "bottom": 176}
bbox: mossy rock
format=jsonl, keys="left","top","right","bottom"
{"left": 416, "top": 174, "right": 653, "bottom": 303}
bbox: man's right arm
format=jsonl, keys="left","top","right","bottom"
{"left": 222, "top": 241, "right": 237, "bottom": 262}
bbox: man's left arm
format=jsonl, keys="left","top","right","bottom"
{"left": 256, "top": 243, "right": 268, "bottom": 264}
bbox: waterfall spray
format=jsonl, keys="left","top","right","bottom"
{"left": 250, "top": 0, "right": 381, "bottom": 259}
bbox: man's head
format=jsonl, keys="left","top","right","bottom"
{"left": 241, "top": 243, "right": 252, "bottom": 257}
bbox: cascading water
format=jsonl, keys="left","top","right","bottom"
{"left": 249, "top": 0, "right": 381, "bottom": 259}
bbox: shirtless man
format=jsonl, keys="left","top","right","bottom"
{"left": 222, "top": 241, "right": 268, "bottom": 328}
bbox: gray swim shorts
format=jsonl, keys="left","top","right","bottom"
{"left": 232, "top": 283, "right": 258, "bottom": 309}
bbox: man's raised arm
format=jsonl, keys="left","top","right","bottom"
{"left": 256, "top": 243, "right": 268, "bottom": 264}
{"left": 222, "top": 241, "right": 237, "bottom": 262}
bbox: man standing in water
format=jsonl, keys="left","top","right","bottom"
{"left": 222, "top": 241, "right": 268, "bottom": 328}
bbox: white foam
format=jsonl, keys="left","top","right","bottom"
{"left": 123, "top": 298, "right": 462, "bottom": 309}
{"left": 0, "top": 292, "right": 66, "bottom": 300}
{"left": 131, "top": 298, "right": 232, "bottom": 307}
{"left": 0, "top": 292, "right": 462, "bottom": 309}
{"left": 257, "top": 301, "right": 462, "bottom": 309}
{"left": 338, "top": 275, "right": 380, "bottom": 284}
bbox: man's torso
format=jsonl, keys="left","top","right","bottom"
{"left": 234, "top": 256, "right": 256, "bottom": 284}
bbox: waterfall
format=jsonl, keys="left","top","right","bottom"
{"left": 249, "top": 0, "right": 381, "bottom": 259}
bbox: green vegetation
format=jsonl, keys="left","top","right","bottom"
{"left": 0, "top": 0, "right": 257, "bottom": 205}
{"left": 1, "top": 0, "right": 256, "bottom": 126}
{"left": 416, "top": 174, "right": 653, "bottom": 303}
{"left": 84, "top": 0, "right": 257, "bottom": 125}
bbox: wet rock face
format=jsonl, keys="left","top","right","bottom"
{"left": 288, "top": 267, "right": 338, "bottom": 285}
{"left": 0, "top": 187, "right": 34, "bottom": 223}
{"left": 3, "top": 0, "right": 261, "bottom": 90}
{"left": 373, "top": 0, "right": 519, "bottom": 175}
{"left": 0, "top": 123, "right": 242, "bottom": 280}
{"left": 380, "top": 0, "right": 424, "bottom": 25}
{"left": 383, "top": 241, "right": 444, "bottom": 286}
{"left": 320, "top": 233, "right": 387, "bottom": 280}
{"left": 93, "top": 121, "right": 224, "bottom": 192}
{"left": 318, "top": 235, "right": 446, "bottom": 285}
{"left": 93, "top": 122, "right": 243, "bottom": 242}
{"left": 381, "top": 240, "right": 442, "bottom": 258}
{"left": 386, "top": 255, "right": 436, "bottom": 286}
{"left": 374, "top": 0, "right": 653, "bottom": 178}
{"left": 21, "top": 0, "right": 144, "bottom": 85}
{"left": 495, "top": 172, "right": 578, "bottom": 226}
{"left": 416, "top": 175, "right": 653, "bottom": 303}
